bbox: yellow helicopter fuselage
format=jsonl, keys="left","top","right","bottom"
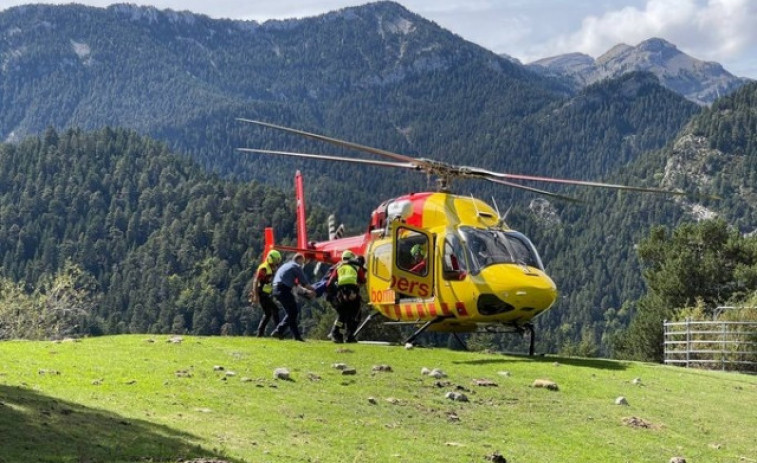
{"left": 363, "top": 192, "right": 558, "bottom": 332}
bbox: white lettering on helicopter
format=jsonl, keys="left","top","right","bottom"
{"left": 390, "top": 276, "right": 431, "bottom": 298}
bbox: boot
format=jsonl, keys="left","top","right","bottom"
{"left": 329, "top": 323, "right": 344, "bottom": 343}
{"left": 345, "top": 332, "right": 358, "bottom": 343}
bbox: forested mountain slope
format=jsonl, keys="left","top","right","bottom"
{"left": 0, "top": 128, "right": 331, "bottom": 335}
{"left": 527, "top": 81, "right": 757, "bottom": 355}
{"left": 2, "top": 2, "right": 747, "bottom": 354}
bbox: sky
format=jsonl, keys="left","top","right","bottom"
{"left": 0, "top": 0, "right": 755, "bottom": 78}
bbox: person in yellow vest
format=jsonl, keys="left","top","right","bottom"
{"left": 326, "top": 250, "right": 366, "bottom": 343}
{"left": 250, "top": 249, "right": 282, "bottom": 337}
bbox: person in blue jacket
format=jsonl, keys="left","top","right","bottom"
{"left": 270, "top": 253, "right": 314, "bottom": 341}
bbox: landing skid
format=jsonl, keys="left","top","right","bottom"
{"left": 353, "top": 312, "right": 535, "bottom": 356}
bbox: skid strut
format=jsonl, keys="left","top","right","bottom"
{"left": 525, "top": 323, "right": 535, "bottom": 356}
{"left": 404, "top": 315, "right": 449, "bottom": 345}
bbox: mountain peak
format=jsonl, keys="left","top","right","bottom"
{"left": 529, "top": 38, "right": 751, "bottom": 105}
{"left": 637, "top": 37, "right": 678, "bottom": 52}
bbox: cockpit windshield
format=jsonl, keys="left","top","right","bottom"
{"left": 459, "top": 227, "right": 545, "bottom": 273}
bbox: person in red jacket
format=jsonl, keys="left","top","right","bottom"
{"left": 250, "top": 249, "right": 282, "bottom": 337}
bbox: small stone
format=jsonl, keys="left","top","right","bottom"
{"left": 385, "top": 397, "right": 399, "bottom": 404}
{"left": 332, "top": 363, "right": 348, "bottom": 370}
{"left": 497, "top": 371, "right": 511, "bottom": 377}
{"left": 91, "top": 379, "right": 103, "bottom": 386}
{"left": 372, "top": 365, "right": 393, "bottom": 372}
{"left": 125, "top": 379, "right": 137, "bottom": 385}
{"left": 487, "top": 452, "right": 507, "bottom": 463}
{"left": 404, "top": 343, "right": 414, "bottom": 350}
{"left": 213, "top": 365, "right": 225, "bottom": 371}
{"left": 632, "top": 377, "right": 642, "bottom": 385}
{"left": 473, "top": 379, "right": 498, "bottom": 387}
{"left": 273, "top": 368, "right": 290, "bottom": 380}
{"left": 669, "top": 457, "right": 686, "bottom": 463}
{"left": 175, "top": 369, "right": 192, "bottom": 378}
{"left": 445, "top": 391, "right": 469, "bottom": 402}
{"left": 167, "top": 336, "right": 183, "bottom": 344}
{"left": 421, "top": 367, "right": 431, "bottom": 376}
{"left": 241, "top": 377, "right": 253, "bottom": 383}
{"left": 307, "top": 373, "right": 321, "bottom": 381}
{"left": 429, "top": 368, "right": 447, "bottom": 379}
{"left": 532, "top": 379, "right": 559, "bottom": 391}
{"left": 615, "top": 396, "right": 629, "bottom": 406}
{"left": 225, "top": 371, "right": 236, "bottom": 377}
{"left": 367, "top": 397, "right": 377, "bottom": 405}
{"left": 342, "top": 368, "right": 357, "bottom": 375}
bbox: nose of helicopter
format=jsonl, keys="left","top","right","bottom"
{"left": 476, "top": 265, "right": 558, "bottom": 316}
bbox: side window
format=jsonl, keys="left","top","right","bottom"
{"left": 395, "top": 229, "right": 429, "bottom": 277}
{"left": 371, "top": 243, "right": 392, "bottom": 281}
{"left": 443, "top": 233, "right": 467, "bottom": 280}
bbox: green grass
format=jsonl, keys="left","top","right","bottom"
{"left": 1, "top": 335, "right": 755, "bottom": 462}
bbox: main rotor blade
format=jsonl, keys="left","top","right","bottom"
{"left": 466, "top": 167, "right": 687, "bottom": 196}
{"left": 484, "top": 177, "right": 581, "bottom": 203}
{"left": 237, "top": 148, "right": 419, "bottom": 170}
{"left": 237, "top": 118, "right": 422, "bottom": 165}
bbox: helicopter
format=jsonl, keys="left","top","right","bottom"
{"left": 238, "top": 119, "right": 691, "bottom": 354}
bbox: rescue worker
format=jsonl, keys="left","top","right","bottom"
{"left": 270, "top": 253, "right": 314, "bottom": 341}
{"left": 409, "top": 243, "right": 427, "bottom": 274}
{"left": 327, "top": 250, "right": 366, "bottom": 343}
{"left": 250, "top": 249, "right": 282, "bottom": 337}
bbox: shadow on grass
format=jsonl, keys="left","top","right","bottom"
{"left": 453, "top": 354, "right": 628, "bottom": 371}
{"left": 0, "top": 385, "right": 238, "bottom": 463}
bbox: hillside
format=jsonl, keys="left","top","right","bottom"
{"left": 1, "top": 1, "right": 751, "bottom": 355}
{"left": 0, "top": 127, "right": 333, "bottom": 336}
{"left": 0, "top": 336, "right": 755, "bottom": 462}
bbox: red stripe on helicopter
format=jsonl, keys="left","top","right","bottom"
{"left": 393, "top": 305, "right": 402, "bottom": 319}
{"left": 417, "top": 304, "right": 425, "bottom": 318}
{"left": 428, "top": 303, "right": 437, "bottom": 316}
{"left": 404, "top": 304, "right": 413, "bottom": 318}
{"left": 406, "top": 192, "right": 433, "bottom": 228}
{"left": 440, "top": 303, "right": 451, "bottom": 316}
{"left": 455, "top": 302, "right": 468, "bottom": 316}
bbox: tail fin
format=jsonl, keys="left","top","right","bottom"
{"left": 295, "top": 170, "right": 308, "bottom": 249}
{"left": 264, "top": 227, "right": 275, "bottom": 259}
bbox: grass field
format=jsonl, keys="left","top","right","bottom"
{"left": 1, "top": 335, "right": 755, "bottom": 462}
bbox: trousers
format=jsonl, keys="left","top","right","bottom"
{"left": 273, "top": 284, "right": 303, "bottom": 340}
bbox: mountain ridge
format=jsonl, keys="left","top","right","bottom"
{"left": 527, "top": 37, "right": 751, "bottom": 105}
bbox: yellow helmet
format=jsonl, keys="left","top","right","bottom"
{"left": 411, "top": 244, "right": 425, "bottom": 258}
{"left": 342, "top": 250, "right": 356, "bottom": 261}
{"left": 266, "top": 249, "right": 281, "bottom": 264}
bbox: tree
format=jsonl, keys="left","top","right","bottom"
{"left": 614, "top": 220, "right": 757, "bottom": 361}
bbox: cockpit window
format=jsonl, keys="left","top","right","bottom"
{"left": 459, "top": 227, "right": 544, "bottom": 273}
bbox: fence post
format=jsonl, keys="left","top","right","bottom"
{"left": 686, "top": 317, "right": 691, "bottom": 368}
{"left": 663, "top": 319, "right": 668, "bottom": 365}
{"left": 722, "top": 321, "right": 727, "bottom": 371}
